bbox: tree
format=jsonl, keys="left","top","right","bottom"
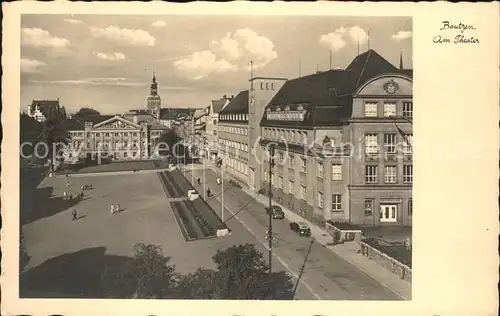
{"left": 158, "top": 129, "right": 182, "bottom": 157}
{"left": 178, "top": 244, "right": 294, "bottom": 300}
{"left": 73, "top": 107, "right": 101, "bottom": 118}
{"left": 38, "top": 112, "right": 71, "bottom": 172}
{"left": 101, "top": 243, "right": 178, "bottom": 299}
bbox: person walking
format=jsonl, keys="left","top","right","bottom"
{"left": 72, "top": 209, "right": 77, "bottom": 221}
{"left": 63, "top": 191, "right": 68, "bottom": 199}
{"left": 115, "top": 204, "right": 121, "bottom": 213}
{"left": 216, "top": 177, "right": 221, "bottom": 186}
{"left": 110, "top": 204, "right": 115, "bottom": 214}
{"left": 197, "top": 178, "right": 201, "bottom": 185}
{"left": 206, "top": 188, "right": 211, "bottom": 197}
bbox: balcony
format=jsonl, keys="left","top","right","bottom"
{"left": 403, "top": 153, "right": 413, "bottom": 161}
{"left": 384, "top": 153, "right": 397, "bottom": 162}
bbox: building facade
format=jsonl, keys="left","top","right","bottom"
{"left": 217, "top": 90, "right": 250, "bottom": 184}
{"left": 27, "top": 99, "right": 65, "bottom": 123}
{"left": 203, "top": 96, "right": 231, "bottom": 161}
{"left": 63, "top": 114, "right": 168, "bottom": 163}
{"left": 258, "top": 50, "right": 413, "bottom": 227}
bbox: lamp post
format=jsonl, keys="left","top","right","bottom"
{"left": 221, "top": 155, "right": 224, "bottom": 222}
{"left": 267, "top": 144, "right": 275, "bottom": 274}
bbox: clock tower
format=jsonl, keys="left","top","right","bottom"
{"left": 146, "top": 72, "right": 162, "bottom": 119}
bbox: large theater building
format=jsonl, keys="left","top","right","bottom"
{"left": 63, "top": 114, "right": 169, "bottom": 162}
{"left": 259, "top": 49, "right": 413, "bottom": 227}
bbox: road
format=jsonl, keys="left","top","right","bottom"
{"left": 187, "top": 166, "right": 400, "bottom": 300}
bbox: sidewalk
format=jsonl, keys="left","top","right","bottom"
{"left": 201, "top": 159, "right": 411, "bottom": 300}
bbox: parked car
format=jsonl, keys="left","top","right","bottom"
{"left": 266, "top": 205, "right": 285, "bottom": 219}
{"left": 289, "top": 221, "right": 312, "bottom": 237}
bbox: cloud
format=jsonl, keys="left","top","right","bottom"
{"left": 21, "top": 28, "right": 71, "bottom": 50}
{"left": 64, "top": 18, "right": 83, "bottom": 25}
{"left": 391, "top": 30, "right": 413, "bottom": 41}
{"left": 319, "top": 26, "right": 369, "bottom": 51}
{"left": 29, "top": 77, "right": 192, "bottom": 90}
{"left": 209, "top": 33, "right": 242, "bottom": 61}
{"left": 90, "top": 25, "right": 155, "bottom": 47}
{"left": 173, "top": 50, "right": 237, "bottom": 80}
{"left": 21, "top": 58, "right": 47, "bottom": 73}
{"left": 178, "top": 28, "right": 277, "bottom": 78}
{"left": 152, "top": 20, "right": 167, "bottom": 27}
{"left": 233, "top": 28, "right": 277, "bottom": 69}
{"left": 95, "top": 52, "right": 126, "bottom": 61}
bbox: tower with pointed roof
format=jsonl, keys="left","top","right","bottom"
{"left": 146, "top": 71, "right": 162, "bottom": 119}
{"left": 399, "top": 51, "right": 404, "bottom": 69}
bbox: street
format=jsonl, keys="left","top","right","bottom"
{"left": 187, "top": 165, "right": 400, "bottom": 300}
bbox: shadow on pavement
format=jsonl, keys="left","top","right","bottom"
{"left": 20, "top": 247, "right": 131, "bottom": 298}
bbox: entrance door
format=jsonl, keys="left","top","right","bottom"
{"left": 380, "top": 204, "right": 398, "bottom": 223}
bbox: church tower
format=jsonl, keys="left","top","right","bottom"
{"left": 146, "top": 72, "right": 162, "bottom": 119}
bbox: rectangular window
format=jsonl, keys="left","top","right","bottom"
{"left": 87, "top": 132, "right": 91, "bottom": 137}
{"left": 124, "top": 152, "right": 128, "bottom": 158}
{"left": 403, "top": 134, "right": 413, "bottom": 154}
{"left": 365, "top": 165, "right": 378, "bottom": 184}
{"left": 403, "top": 165, "right": 413, "bottom": 183}
{"left": 384, "top": 133, "right": 396, "bottom": 153}
{"left": 365, "top": 134, "right": 378, "bottom": 154}
{"left": 403, "top": 101, "right": 413, "bottom": 118}
{"left": 383, "top": 102, "right": 396, "bottom": 117}
{"left": 384, "top": 166, "right": 397, "bottom": 183}
{"left": 96, "top": 132, "right": 101, "bottom": 137}
{"left": 332, "top": 194, "right": 342, "bottom": 212}
{"left": 365, "top": 199, "right": 373, "bottom": 216}
{"left": 105, "top": 132, "right": 110, "bottom": 137}
{"left": 300, "top": 157, "right": 307, "bottom": 173}
{"left": 318, "top": 192, "right": 324, "bottom": 208}
{"left": 408, "top": 199, "right": 413, "bottom": 215}
{"left": 331, "top": 164, "right": 342, "bottom": 180}
{"left": 288, "top": 155, "right": 294, "bottom": 168}
{"left": 278, "top": 176, "right": 284, "bottom": 189}
{"left": 364, "top": 102, "right": 378, "bottom": 117}
{"left": 300, "top": 185, "right": 307, "bottom": 201}
{"left": 278, "top": 152, "right": 284, "bottom": 164}
{"left": 288, "top": 180, "right": 295, "bottom": 195}
{"left": 317, "top": 161, "right": 324, "bottom": 178}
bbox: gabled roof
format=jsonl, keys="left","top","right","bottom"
{"left": 219, "top": 90, "right": 249, "bottom": 115}
{"left": 193, "top": 109, "right": 207, "bottom": 120}
{"left": 211, "top": 99, "right": 228, "bottom": 113}
{"left": 94, "top": 115, "right": 141, "bottom": 129}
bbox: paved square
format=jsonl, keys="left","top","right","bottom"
{"left": 21, "top": 171, "right": 314, "bottom": 298}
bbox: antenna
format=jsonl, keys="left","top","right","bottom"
{"left": 250, "top": 61, "right": 254, "bottom": 90}
{"left": 357, "top": 37, "right": 360, "bottom": 55}
{"left": 329, "top": 50, "right": 332, "bottom": 70}
{"left": 316, "top": 63, "right": 319, "bottom": 72}
{"left": 299, "top": 59, "right": 302, "bottom": 77}
{"left": 367, "top": 30, "right": 371, "bottom": 50}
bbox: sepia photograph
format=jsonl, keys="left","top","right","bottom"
{"left": 18, "top": 13, "right": 413, "bottom": 300}
{"left": 2, "top": 2, "right": 499, "bottom": 316}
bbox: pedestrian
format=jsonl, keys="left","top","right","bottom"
{"left": 66, "top": 181, "right": 70, "bottom": 187}
{"left": 63, "top": 191, "right": 67, "bottom": 199}
{"left": 81, "top": 185, "right": 84, "bottom": 191}
{"left": 89, "top": 184, "right": 93, "bottom": 190}
{"left": 72, "top": 209, "right": 77, "bottom": 221}
{"left": 69, "top": 194, "right": 73, "bottom": 201}
{"left": 206, "top": 188, "right": 211, "bottom": 197}
{"left": 197, "top": 178, "right": 201, "bottom": 185}
{"left": 216, "top": 177, "right": 221, "bottom": 186}
{"left": 80, "top": 191, "right": 84, "bottom": 199}
{"left": 111, "top": 204, "right": 115, "bottom": 214}
{"left": 115, "top": 204, "right": 121, "bottom": 213}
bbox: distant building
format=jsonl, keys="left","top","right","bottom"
{"left": 62, "top": 113, "right": 169, "bottom": 163}
{"left": 146, "top": 72, "right": 162, "bottom": 119}
{"left": 26, "top": 99, "right": 64, "bottom": 123}
{"left": 158, "top": 108, "right": 198, "bottom": 128}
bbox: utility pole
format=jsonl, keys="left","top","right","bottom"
{"left": 268, "top": 144, "right": 275, "bottom": 274}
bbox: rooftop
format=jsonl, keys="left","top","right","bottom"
{"left": 219, "top": 90, "right": 249, "bottom": 115}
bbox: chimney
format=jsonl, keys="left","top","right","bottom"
{"left": 223, "top": 95, "right": 227, "bottom": 99}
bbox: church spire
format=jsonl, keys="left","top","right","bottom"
{"left": 399, "top": 50, "right": 404, "bottom": 69}
{"left": 152, "top": 71, "right": 156, "bottom": 84}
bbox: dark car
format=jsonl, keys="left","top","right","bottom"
{"left": 266, "top": 205, "right": 285, "bottom": 219}
{"left": 289, "top": 221, "right": 312, "bottom": 237}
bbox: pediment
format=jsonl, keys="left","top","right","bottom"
{"left": 356, "top": 75, "right": 413, "bottom": 97}
{"left": 94, "top": 116, "right": 141, "bottom": 130}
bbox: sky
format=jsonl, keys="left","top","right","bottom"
{"left": 21, "top": 15, "right": 412, "bottom": 114}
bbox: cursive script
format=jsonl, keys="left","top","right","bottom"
{"left": 440, "top": 21, "right": 475, "bottom": 33}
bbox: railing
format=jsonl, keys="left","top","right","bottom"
{"left": 359, "top": 241, "right": 412, "bottom": 282}
{"left": 326, "top": 222, "right": 363, "bottom": 243}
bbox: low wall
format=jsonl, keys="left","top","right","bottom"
{"left": 359, "top": 241, "right": 412, "bottom": 282}
{"left": 326, "top": 222, "right": 363, "bottom": 242}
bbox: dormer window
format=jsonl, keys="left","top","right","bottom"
{"left": 260, "top": 82, "right": 264, "bottom": 90}
{"left": 276, "top": 106, "right": 281, "bottom": 111}
{"left": 266, "top": 83, "right": 269, "bottom": 90}
{"left": 266, "top": 107, "right": 271, "bottom": 112}
{"left": 284, "top": 105, "right": 290, "bottom": 111}
{"left": 297, "top": 105, "right": 304, "bottom": 111}
{"left": 271, "top": 83, "right": 275, "bottom": 90}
